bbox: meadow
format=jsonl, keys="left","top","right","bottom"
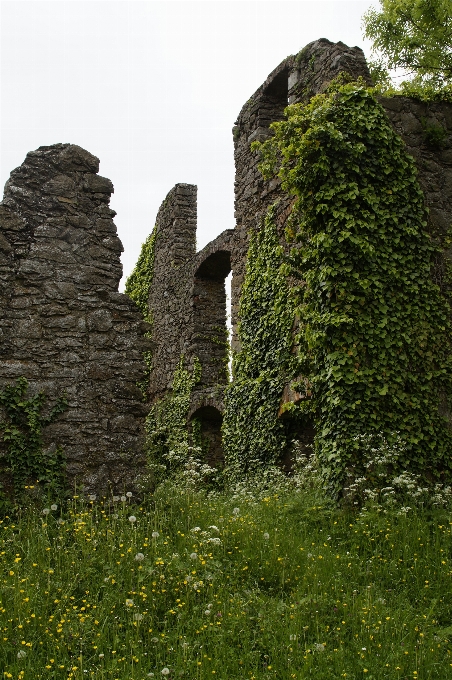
{"left": 1, "top": 475, "right": 452, "bottom": 680}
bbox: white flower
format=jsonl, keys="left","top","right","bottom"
{"left": 290, "top": 634, "right": 297, "bottom": 641}
{"left": 152, "top": 531, "right": 159, "bottom": 538}
{"left": 17, "top": 649, "right": 26, "bottom": 659}
{"left": 208, "top": 525, "right": 219, "bottom": 532}
{"left": 184, "top": 575, "right": 192, "bottom": 582}
{"left": 151, "top": 637, "right": 159, "bottom": 643}
{"left": 134, "top": 613, "right": 143, "bottom": 621}
{"left": 263, "top": 532, "right": 270, "bottom": 540}
{"left": 135, "top": 552, "right": 145, "bottom": 561}
{"left": 190, "top": 526, "right": 201, "bottom": 532}
{"left": 204, "top": 609, "right": 211, "bottom": 615}
{"left": 42, "top": 508, "right": 50, "bottom": 515}
{"left": 112, "top": 513, "right": 118, "bottom": 519}
{"left": 190, "top": 552, "right": 198, "bottom": 560}
{"left": 125, "top": 599, "right": 134, "bottom": 606}
{"left": 50, "top": 504, "right": 58, "bottom": 511}
{"left": 58, "top": 518, "right": 65, "bottom": 525}
{"left": 161, "top": 668, "right": 170, "bottom": 676}
{"left": 232, "top": 507, "right": 240, "bottom": 515}
{"left": 89, "top": 494, "right": 96, "bottom": 501}
{"left": 126, "top": 491, "right": 133, "bottom": 498}
{"left": 99, "top": 653, "right": 104, "bottom": 658}
{"left": 104, "top": 577, "right": 110, "bottom": 582}
{"left": 113, "top": 495, "right": 120, "bottom": 502}
{"left": 121, "top": 495, "right": 127, "bottom": 502}
{"left": 207, "top": 603, "right": 212, "bottom": 609}
{"left": 314, "top": 643, "right": 325, "bottom": 652}
{"left": 147, "top": 674, "right": 155, "bottom": 678}
{"left": 208, "top": 537, "right": 221, "bottom": 545}
{"left": 128, "top": 515, "right": 137, "bottom": 524}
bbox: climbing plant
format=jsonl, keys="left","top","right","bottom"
{"left": 125, "top": 229, "right": 157, "bottom": 397}
{"left": 144, "top": 356, "right": 215, "bottom": 488}
{"left": 222, "top": 206, "right": 297, "bottom": 480}
{"left": 254, "top": 80, "right": 452, "bottom": 495}
{"left": 0, "top": 377, "right": 68, "bottom": 497}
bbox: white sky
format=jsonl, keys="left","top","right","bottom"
{"left": 0, "top": 0, "right": 375, "bottom": 289}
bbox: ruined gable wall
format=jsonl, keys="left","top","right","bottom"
{"left": 0, "top": 144, "right": 150, "bottom": 494}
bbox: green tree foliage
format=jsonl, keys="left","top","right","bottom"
{"left": 222, "top": 207, "right": 296, "bottom": 478}
{"left": 362, "top": 0, "right": 452, "bottom": 87}
{"left": 255, "top": 81, "right": 452, "bottom": 495}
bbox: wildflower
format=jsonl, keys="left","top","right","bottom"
{"left": 57, "top": 518, "right": 65, "bottom": 525}
{"left": 112, "top": 513, "right": 118, "bottom": 519}
{"left": 17, "top": 650, "right": 26, "bottom": 659}
{"left": 152, "top": 531, "right": 159, "bottom": 538}
{"left": 126, "top": 491, "right": 133, "bottom": 498}
{"left": 147, "top": 674, "right": 155, "bottom": 678}
{"left": 128, "top": 515, "right": 137, "bottom": 524}
{"left": 151, "top": 637, "right": 159, "bottom": 643}
{"left": 161, "top": 669, "right": 170, "bottom": 676}
{"left": 184, "top": 575, "right": 192, "bottom": 582}
{"left": 263, "top": 532, "right": 270, "bottom": 540}
{"left": 232, "top": 507, "right": 240, "bottom": 515}
{"left": 191, "top": 527, "right": 201, "bottom": 532}
{"left": 204, "top": 610, "right": 211, "bottom": 615}
{"left": 290, "top": 634, "right": 297, "bottom": 641}
{"left": 190, "top": 552, "right": 198, "bottom": 560}
{"left": 121, "top": 496, "right": 127, "bottom": 502}
{"left": 99, "top": 654, "right": 104, "bottom": 658}
{"left": 113, "top": 495, "right": 120, "bottom": 502}
{"left": 50, "top": 504, "right": 58, "bottom": 511}
{"left": 135, "top": 552, "right": 145, "bottom": 561}
{"left": 208, "top": 525, "right": 219, "bottom": 532}
{"left": 42, "top": 508, "right": 50, "bottom": 515}
{"left": 208, "top": 537, "right": 221, "bottom": 545}
{"left": 89, "top": 495, "right": 96, "bottom": 502}
{"left": 134, "top": 613, "right": 143, "bottom": 621}
{"left": 125, "top": 599, "right": 134, "bottom": 607}
{"left": 314, "top": 643, "right": 325, "bottom": 652}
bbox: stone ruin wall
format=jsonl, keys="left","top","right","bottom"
{"left": 149, "top": 38, "right": 452, "bottom": 463}
{"left": 1, "top": 39, "right": 451, "bottom": 490}
{"left": 0, "top": 144, "right": 150, "bottom": 495}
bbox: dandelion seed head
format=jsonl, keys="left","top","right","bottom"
{"left": 50, "top": 504, "right": 58, "bottom": 511}
{"left": 42, "top": 508, "right": 50, "bottom": 515}
{"left": 125, "top": 599, "right": 134, "bottom": 607}
{"left": 17, "top": 650, "right": 26, "bottom": 659}
{"left": 121, "top": 496, "right": 127, "bottom": 502}
{"left": 232, "top": 507, "right": 240, "bottom": 515}
{"left": 135, "top": 552, "right": 145, "bottom": 561}
{"left": 152, "top": 531, "right": 159, "bottom": 538}
{"left": 128, "top": 515, "right": 137, "bottom": 524}
{"left": 190, "top": 552, "right": 198, "bottom": 560}
{"left": 89, "top": 495, "right": 96, "bottom": 502}
{"left": 161, "top": 668, "right": 170, "bottom": 676}
{"left": 126, "top": 491, "right": 133, "bottom": 498}
{"left": 113, "top": 496, "right": 120, "bottom": 502}
{"left": 263, "top": 532, "right": 270, "bottom": 540}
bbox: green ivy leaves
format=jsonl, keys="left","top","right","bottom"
{"left": 253, "top": 81, "right": 452, "bottom": 495}
{"left": 222, "top": 206, "right": 297, "bottom": 478}
{"left": 0, "top": 377, "right": 68, "bottom": 495}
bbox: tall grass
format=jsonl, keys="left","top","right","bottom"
{"left": 1, "top": 479, "right": 452, "bottom": 679}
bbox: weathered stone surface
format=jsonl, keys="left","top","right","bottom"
{"left": 0, "top": 144, "right": 148, "bottom": 494}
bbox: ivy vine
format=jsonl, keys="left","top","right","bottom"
{"left": 254, "top": 80, "right": 452, "bottom": 495}
{"left": 0, "top": 377, "right": 68, "bottom": 498}
{"left": 125, "top": 229, "right": 157, "bottom": 397}
{"left": 222, "top": 205, "right": 297, "bottom": 480}
{"left": 145, "top": 356, "right": 204, "bottom": 487}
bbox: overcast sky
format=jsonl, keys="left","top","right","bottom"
{"left": 0, "top": 0, "right": 375, "bottom": 289}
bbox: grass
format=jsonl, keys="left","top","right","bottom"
{"left": 1, "top": 483, "right": 452, "bottom": 679}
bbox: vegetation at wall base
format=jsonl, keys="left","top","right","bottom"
{"left": 253, "top": 79, "right": 452, "bottom": 497}
{"left": 222, "top": 206, "right": 298, "bottom": 480}
{"left": 0, "top": 377, "right": 68, "bottom": 507}
{"left": 2, "top": 469, "right": 452, "bottom": 679}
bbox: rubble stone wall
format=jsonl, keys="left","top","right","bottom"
{"left": 0, "top": 144, "right": 150, "bottom": 494}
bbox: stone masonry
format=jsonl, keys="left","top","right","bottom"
{"left": 147, "top": 38, "right": 452, "bottom": 462}
{"left": 1, "top": 39, "right": 451, "bottom": 486}
{"left": 0, "top": 144, "right": 150, "bottom": 494}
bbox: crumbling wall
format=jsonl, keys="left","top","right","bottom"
{"left": 0, "top": 144, "right": 150, "bottom": 494}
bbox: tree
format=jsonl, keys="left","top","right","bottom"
{"left": 362, "top": 0, "right": 452, "bottom": 86}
